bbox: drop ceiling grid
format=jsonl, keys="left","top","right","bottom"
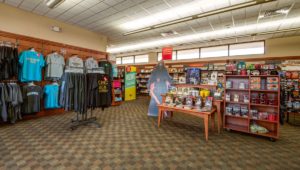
{"left": 1, "top": 0, "right": 300, "bottom": 53}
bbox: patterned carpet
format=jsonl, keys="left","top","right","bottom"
{"left": 0, "top": 96, "right": 300, "bottom": 170}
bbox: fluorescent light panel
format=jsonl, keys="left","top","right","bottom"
{"left": 120, "top": 0, "right": 246, "bottom": 30}
{"left": 108, "top": 16, "right": 300, "bottom": 54}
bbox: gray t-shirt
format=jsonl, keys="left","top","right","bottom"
{"left": 22, "top": 85, "right": 42, "bottom": 114}
{"left": 45, "top": 53, "right": 65, "bottom": 79}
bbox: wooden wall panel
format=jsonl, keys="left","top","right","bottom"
{"left": 0, "top": 30, "right": 108, "bottom": 120}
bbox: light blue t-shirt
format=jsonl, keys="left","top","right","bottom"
{"left": 19, "top": 50, "right": 45, "bottom": 82}
{"left": 44, "top": 84, "right": 61, "bottom": 109}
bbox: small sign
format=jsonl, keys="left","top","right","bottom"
{"left": 162, "top": 47, "right": 173, "bottom": 60}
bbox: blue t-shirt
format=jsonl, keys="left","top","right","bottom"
{"left": 44, "top": 84, "right": 61, "bottom": 109}
{"left": 19, "top": 50, "right": 45, "bottom": 82}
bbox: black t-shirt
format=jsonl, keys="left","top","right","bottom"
{"left": 22, "top": 85, "right": 42, "bottom": 114}
{"left": 86, "top": 73, "right": 111, "bottom": 108}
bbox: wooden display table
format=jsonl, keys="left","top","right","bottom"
{"left": 161, "top": 94, "right": 223, "bottom": 133}
{"left": 157, "top": 104, "right": 216, "bottom": 141}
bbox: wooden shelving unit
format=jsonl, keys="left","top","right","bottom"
{"left": 224, "top": 75, "right": 280, "bottom": 140}
{"left": 174, "top": 84, "right": 217, "bottom": 90}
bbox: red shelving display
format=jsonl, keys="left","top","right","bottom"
{"left": 224, "top": 75, "right": 280, "bottom": 140}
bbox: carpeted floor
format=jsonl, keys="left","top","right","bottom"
{"left": 0, "top": 96, "right": 300, "bottom": 170}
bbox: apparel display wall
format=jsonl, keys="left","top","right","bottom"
{"left": 0, "top": 31, "right": 107, "bottom": 119}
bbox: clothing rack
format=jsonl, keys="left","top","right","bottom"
{"left": 70, "top": 107, "right": 101, "bottom": 130}
{"left": 68, "top": 72, "right": 103, "bottom": 130}
{"left": 0, "top": 40, "right": 18, "bottom": 47}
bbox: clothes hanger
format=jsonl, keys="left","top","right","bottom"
{"left": 28, "top": 82, "right": 35, "bottom": 86}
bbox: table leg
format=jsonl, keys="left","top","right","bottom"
{"left": 216, "top": 103, "right": 221, "bottom": 134}
{"left": 211, "top": 112, "right": 215, "bottom": 132}
{"left": 158, "top": 108, "right": 162, "bottom": 128}
{"left": 204, "top": 115, "right": 209, "bottom": 141}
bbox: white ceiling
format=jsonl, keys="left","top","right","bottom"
{"left": 2, "top": 0, "right": 300, "bottom": 54}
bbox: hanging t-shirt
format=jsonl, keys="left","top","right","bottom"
{"left": 22, "top": 85, "right": 42, "bottom": 114}
{"left": 99, "top": 61, "right": 112, "bottom": 79}
{"left": 45, "top": 53, "right": 65, "bottom": 80}
{"left": 44, "top": 84, "right": 61, "bottom": 109}
{"left": 19, "top": 50, "right": 45, "bottom": 82}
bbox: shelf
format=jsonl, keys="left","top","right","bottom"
{"left": 225, "top": 124, "right": 248, "bottom": 133}
{"left": 249, "top": 131, "right": 277, "bottom": 138}
{"left": 250, "top": 118, "right": 278, "bottom": 124}
{"left": 174, "top": 84, "right": 217, "bottom": 89}
{"left": 250, "top": 75, "right": 279, "bottom": 77}
{"left": 225, "top": 114, "right": 249, "bottom": 120}
{"left": 250, "top": 89, "right": 278, "bottom": 93}
{"left": 250, "top": 103, "right": 278, "bottom": 108}
{"left": 226, "top": 88, "right": 249, "bottom": 91}
{"left": 169, "top": 72, "right": 185, "bottom": 74}
{"left": 226, "top": 101, "right": 249, "bottom": 105}
{"left": 225, "top": 75, "right": 249, "bottom": 78}
{"left": 139, "top": 86, "right": 148, "bottom": 88}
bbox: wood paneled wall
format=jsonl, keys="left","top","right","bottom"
{"left": 0, "top": 30, "right": 108, "bottom": 119}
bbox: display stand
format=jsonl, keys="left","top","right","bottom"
{"left": 70, "top": 108, "right": 101, "bottom": 130}
{"left": 224, "top": 75, "right": 280, "bottom": 140}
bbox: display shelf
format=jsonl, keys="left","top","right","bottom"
{"left": 224, "top": 75, "right": 280, "bottom": 140}
{"left": 226, "top": 88, "right": 249, "bottom": 91}
{"left": 174, "top": 84, "right": 217, "bottom": 89}
{"left": 225, "top": 75, "right": 250, "bottom": 78}
{"left": 249, "top": 131, "right": 278, "bottom": 138}
{"left": 250, "top": 89, "right": 278, "bottom": 93}
{"left": 250, "top": 75, "right": 279, "bottom": 77}
{"left": 225, "top": 124, "right": 249, "bottom": 133}
{"left": 250, "top": 118, "right": 278, "bottom": 124}
{"left": 225, "top": 114, "right": 249, "bottom": 120}
{"left": 250, "top": 103, "right": 278, "bottom": 108}
{"left": 225, "top": 101, "right": 249, "bottom": 105}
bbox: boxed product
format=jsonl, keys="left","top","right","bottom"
{"left": 226, "top": 106, "right": 233, "bottom": 115}
{"left": 250, "top": 77, "right": 261, "bottom": 84}
{"left": 267, "top": 77, "right": 279, "bottom": 84}
{"left": 250, "top": 84, "right": 261, "bottom": 90}
{"left": 267, "top": 84, "right": 279, "bottom": 91}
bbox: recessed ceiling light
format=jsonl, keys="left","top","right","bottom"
{"left": 45, "top": 0, "right": 65, "bottom": 9}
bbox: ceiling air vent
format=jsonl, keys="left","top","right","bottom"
{"left": 161, "top": 30, "right": 179, "bottom": 37}
{"left": 258, "top": 6, "right": 292, "bottom": 19}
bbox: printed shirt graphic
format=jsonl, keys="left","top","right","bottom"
{"left": 44, "top": 84, "right": 61, "bottom": 109}
{"left": 98, "top": 76, "right": 109, "bottom": 93}
{"left": 19, "top": 50, "right": 45, "bottom": 82}
{"left": 22, "top": 85, "right": 43, "bottom": 114}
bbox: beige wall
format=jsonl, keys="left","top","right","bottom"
{"left": 0, "top": 3, "right": 107, "bottom": 52}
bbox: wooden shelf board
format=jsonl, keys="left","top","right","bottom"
{"left": 225, "top": 75, "right": 249, "bottom": 78}
{"left": 225, "top": 114, "right": 249, "bottom": 120}
{"left": 225, "top": 124, "right": 248, "bottom": 133}
{"left": 226, "top": 88, "right": 249, "bottom": 91}
{"left": 174, "top": 84, "right": 217, "bottom": 89}
{"left": 249, "top": 131, "right": 278, "bottom": 138}
{"left": 250, "top": 75, "right": 279, "bottom": 77}
{"left": 226, "top": 101, "right": 249, "bottom": 105}
{"left": 250, "top": 103, "right": 278, "bottom": 108}
{"left": 250, "top": 118, "right": 278, "bottom": 124}
{"left": 251, "top": 89, "right": 278, "bottom": 93}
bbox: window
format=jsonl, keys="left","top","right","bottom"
{"left": 116, "top": 58, "right": 122, "bottom": 65}
{"left": 122, "top": 56, "right": 134, "bottom": 64}
{"left": 157, "top": 52, "right": 177, "bottom": 61}
{"left": 177, "top": 48, "right": 199, "bottom": 60}
{"left": 135, "top": 54, "right": 149, "bottom": 63}
{"left": 201, "top": 45, "right": 228, "bottom": 58}
{"left": 229, "top": 41, "right": 264, "bottom": 56}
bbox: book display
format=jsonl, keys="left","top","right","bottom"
{"left": 224, "top": 74, "right": 280, "bottom": 140}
